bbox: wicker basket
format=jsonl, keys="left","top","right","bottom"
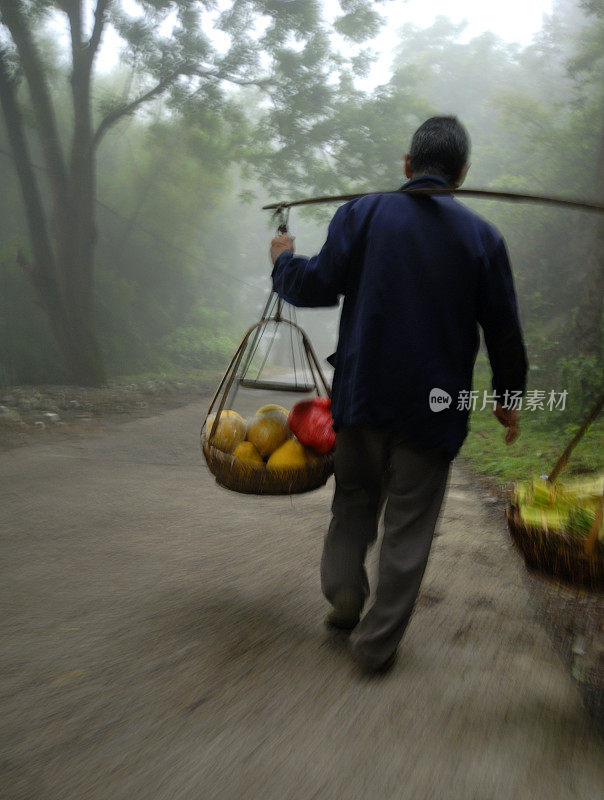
{"left": 506, "top": 393, "right": 603, "bottom": 592}
{"left": 201, "top": 427, "right": 334, "bottom": 495}
{"left": 200, "top": 299, "right": 335, "bottom": 495}
{"left": 506, "top": 504, "right": 603, "bottom": 591}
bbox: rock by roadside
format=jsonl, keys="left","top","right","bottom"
{"left": 0, "top": 376, "right": 218, "bottom": 449}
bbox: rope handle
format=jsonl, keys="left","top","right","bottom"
{"left": 548, "top": 393, "right": 604, "bottom": 483}
{"left": 271, "top": 206, "right": 290, "bottom": 325}
{"left": 273, "top": 204, "right": 290, "bottom": 235}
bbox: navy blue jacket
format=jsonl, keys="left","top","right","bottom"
{"left": 272, "top": 175, "right": 528, "bottom": 459}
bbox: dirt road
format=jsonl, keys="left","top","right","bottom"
{"left": 1, "top": 393, "right": 602, "bottom": 799}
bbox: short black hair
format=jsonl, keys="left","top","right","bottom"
{"left": 408, "top": 116, "right": 470, "bottom": 185}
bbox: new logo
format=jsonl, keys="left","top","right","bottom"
{"left": 429, "top": 388, "right": 452, "bottom": 412}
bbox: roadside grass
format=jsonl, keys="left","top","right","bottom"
{"left": 461, "top": 414, "right": 603, "bottom": 489}
{"left": 460, "top": 356, "right": 603, "bottom": 489}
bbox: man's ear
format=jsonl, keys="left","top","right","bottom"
{"left": 404, "top": 153, "right": 413, "bottom": 179}
{"left": 456, "top": 162, "right": 470, "bottom": 187}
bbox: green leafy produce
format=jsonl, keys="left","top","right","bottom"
{"left": 514, "top": 473, "right": 603, "bottom": 542}
{"left": 519, "top": 505, "right": 567, "bottom": 532}
{"left": 567, "top": 506, "right": 597, "bottom": 537}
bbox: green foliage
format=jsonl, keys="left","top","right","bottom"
{"left": 558, "top": 355, "right": 604, "bottom": 422}
{"left": 161, "top": 326, "right": 235, "bottom": 369}
{"left": 334, "top": 0, "right": 384, "bottom": 42}
{"left": 158, "top": 303, "right": 236, "bottom": 369}
{"left": 92, "top": 108, "right": 253, "bottom": 375}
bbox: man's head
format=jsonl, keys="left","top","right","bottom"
{"left": 405, "top": 116, "right": 470, "bottom": 187}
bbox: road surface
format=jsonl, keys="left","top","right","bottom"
{"left": 1, "top": 392, "right": 602, "bottom": 799}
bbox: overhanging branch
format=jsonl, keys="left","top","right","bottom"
{"left": 93, "top": 64, "right": 271, "bottom": 147}
{"left": 93, "top": 68, "right": 187, "bottom": 147}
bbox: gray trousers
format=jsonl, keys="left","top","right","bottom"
{"left": 321, "top": 427, "right": 450, "bottom": 668}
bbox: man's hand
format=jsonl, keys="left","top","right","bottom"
{"left": 493, "top": 402, "right": 520, "bottom": 444}
{"left": 270, "top": 233, "right": 295, "bottom": 265}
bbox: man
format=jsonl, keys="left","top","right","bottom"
{"left": 270, "top": 116, "right": 528, "bottom": 673}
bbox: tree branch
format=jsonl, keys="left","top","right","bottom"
{"left": 64, "top": 0, "right": 84, "bottom": 66}
{"left": 93, "top": 68, "right": 187, "bottom": 147}
{"left": 215, "top": 72, "right": 272, "bottom": 88}
{"left": 88, "top": 0, "right": 111, "bottom": 65}
{"left": 0, "top": 0, "right": 67, "bottom": 200}
{"left": 93, "top": 64, "right": 271, "bottom": 147}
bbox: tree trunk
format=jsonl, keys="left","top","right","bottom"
{"left": 30, "top": 263, "right": 103, "bottom": 386}
{"left": 52, "top": 192, "right": 106, "bottom": 386}
{"left": 51, "top": 20, "right": 106, "bottom": 386}
{"left": 0, "top": 0, "right": 107, "bottom": 386}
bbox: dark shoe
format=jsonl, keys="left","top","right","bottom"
{"left": 351, "top": 648, "right": 397, "bottom": 675}
{"left": 324, "top": 588, "right": 362, "bottom": 631}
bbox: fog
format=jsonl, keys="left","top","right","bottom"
{"left": 1, "top": 3, "right": 603, "bottom": 794}
{"left": 0, "top": 0, "right": 601, "bottom": 422}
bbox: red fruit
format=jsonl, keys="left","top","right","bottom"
{"left": 313, "top": 397, "right": 331, "bottom": 408}
{"left": 288, "top": 397, "right": 336, "bottom": 455}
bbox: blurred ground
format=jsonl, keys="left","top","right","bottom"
{"left": 1, "top": 391, "right": 603, "bottom": 800}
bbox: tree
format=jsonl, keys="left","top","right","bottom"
{"left": 0, "top": 0, "right": 384, "bottom": 385}
{"left": 570, "top": 0, "right": 604, "bottom": 360}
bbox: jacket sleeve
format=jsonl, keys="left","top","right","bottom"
{"left": 271, "top": 202, "right": 357, "bottom": 308}
{"left": 477, "top": 237, "right": 528, "bottom": 399}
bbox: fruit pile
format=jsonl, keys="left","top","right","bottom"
{"left": 513, "top": 474, "right": 603, "bottom": 542}
{"left": 205, "top": 400, "right": 335, "bottom": 470}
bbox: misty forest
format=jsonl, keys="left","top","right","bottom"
{"left": 3, "top": 3, "right": 604, "bottom": 786}
{"left": 0, "top": 0, "right": 602, "bottom": 478}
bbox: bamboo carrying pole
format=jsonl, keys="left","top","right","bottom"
{"left": 263, "top": 186, "right": 604, "bottom": 214}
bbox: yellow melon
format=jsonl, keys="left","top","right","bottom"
{"left": 232, "top": 441, "right": 264, "bottom": 466}
{"left": 256, "top": 404, "right": 289, "bottom": 418}
{"left": 246, "top": 413, "right": 289, "bottom": 458}
{"left": 255, "top": 404, "right": 289, "bottom": 429}
{"left": 206, "top": 410, "right": 247, "bottom": 453}
{"left": 266, "top": 438, "right": 308, "bottom": 470}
